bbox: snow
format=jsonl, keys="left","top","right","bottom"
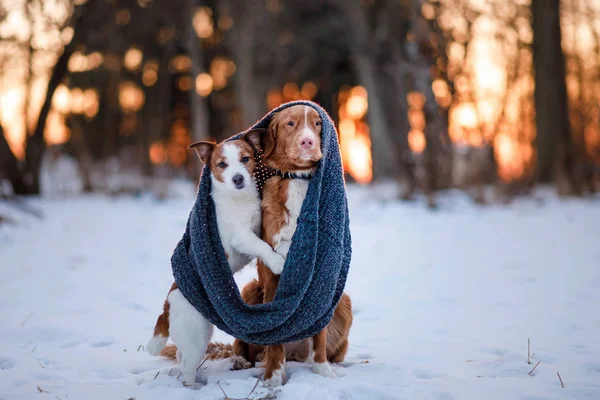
{"left": 1, "top": 183, "right": 600, "bottom": 400}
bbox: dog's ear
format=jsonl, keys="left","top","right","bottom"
{"left": 189, "top": 141, "right": 215, "bottom": 165}
{"left": 242, "top": 128, "right": 266, "bottom": 151}
{"left": 263, "top": 115, "right": 279, "bottom": 158}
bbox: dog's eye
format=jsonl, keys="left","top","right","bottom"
{"left": 315, "top": 121, "right": 322, "bottom": 126}
{"left": 287, "top": 121, "right": 295, "bottom": 127}
{"left": 217, "top": 161, "right": 227, "bottom": 169}
{"left": 241, "top": 156, "right": 250, "bottom": 164}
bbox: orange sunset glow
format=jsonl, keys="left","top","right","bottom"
{"left": 338, "top": 86, "right": 372, "bottom": 184}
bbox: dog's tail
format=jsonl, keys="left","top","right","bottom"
{"left": 158, "top": 342, "right": 234, "bottom": 360}
{"left": 158, "top": 344, "right": 178, "bottom": 359}
{"left": 146, "top": 283, "right": 177, "bottom": 357}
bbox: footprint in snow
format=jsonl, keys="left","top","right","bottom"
{"left": 479, "top": 348, "right": 508, "bottom": 356}
{"left": 0, "top": 357, "right": 16, "bottom": 370}
{"left": 513, "top": 276, "right": 537, "bottom": 285}
{"left": 129, "top": 365, "right": 159, "bottom": 375}
{"left": 412, "top": 368, "right": 442, "bottom": 380}
{"left": 585, "top": 362, "right": 600, "bottom": 373}
{"left": 91, "top": 338, "right": 115, "bottom": 348}
{"left": 122, "top": 302, "right": 148, "bottom": 312}
{"left": 59, "top": 340, "right": 82, "bottom": 349}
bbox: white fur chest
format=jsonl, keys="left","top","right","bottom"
{"left": 212, "top": 183, "right": 261, "bottom": 272}
{"left": 272, "top": 179, "right": 309, "bottom": 258}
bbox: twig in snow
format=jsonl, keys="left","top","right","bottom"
{"left": 557, "top": 371, "right": 565, "bottom": 388}
{"left": 177, "top": 372, "right": 182, "bottom": 381}
{"left": 528, "top": 361, "right": 541, "bottom": 375}
{"left": 217, "top": 381, "right": 231, "bottom": 399}
{"left": 217, "top": 378, "right": 277, "bottom": 400}
{"left": 137, "top": 344, "right": 145, "bottom": 352}
{"left": 527, "top": 338, "right": 531, "bottom": 364}
{"left": 153, "top": 371, "right": 160, "bottom": 380}
{"left": 168, "top": 368, "right": 173, "bottom": 376}
{"left": 264, "top": 387, "right": 278, "bottom": 399}
{"left": 38, "top": 361, "right": 45, "bottom": 368}
{"left": 197, "top": 356, "right": 209, "bottom": 371}
{"left": 37, "top": 385, "right": 48, "bottom": 393}
{"left": 29, "top": 346, "right": 37, "bottom": 355}
{"left": 21, "top": 312, "right": 34, "bottom": 327}
{"left": 246, "top": 377, "right": 261, "bottom": 398}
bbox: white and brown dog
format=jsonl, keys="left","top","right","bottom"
{"left": 146, "top": 130, "right": 285, "bottom": 386}
{"left": 233, "top": 105, "right": 353, "bottom": 386}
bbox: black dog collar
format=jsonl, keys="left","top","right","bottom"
{"left": 253, "top": 150, "right": 313, "bottom": 198}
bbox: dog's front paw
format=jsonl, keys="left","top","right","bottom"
{"left": 182, "top": 381, "right": 203, "bottom": 390}
{"left": 312, "top": 362, "right": 336, "bottom": 378}
{"left": 275, "top": 240, "right": 291, "bottom": 259}
{"left": 263, "top": 368, "right": 285, "bottom": 387}
{"left": 266, "top": 254, "right": 285, "bottom": 275}
{"left": 231, "top": 355, "right": 252, "bottom": 371}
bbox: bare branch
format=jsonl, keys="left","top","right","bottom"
{"left": 557, "top": 371, "right": 565, "bottom": 388}
{"left": 528, "top": 361, "right": 541, "bottom": 376}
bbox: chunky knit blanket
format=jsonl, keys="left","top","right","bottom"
{"left": 171, "top": 101, "right": 351, "bottom": 345}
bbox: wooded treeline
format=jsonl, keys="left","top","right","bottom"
{"left": 0, "top": 0, "right": 599, "bottom": 204}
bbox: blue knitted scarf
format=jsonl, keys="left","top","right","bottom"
{"left": 171, "top": 101, "right": 351, "bottom": 346}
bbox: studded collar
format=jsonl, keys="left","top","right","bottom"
{"left": 252, "top": 150, "right": 313, "bottom": 199}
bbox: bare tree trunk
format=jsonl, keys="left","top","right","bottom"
{"left": 336, "top": 0, "right": 401, "bottom": 180}
{"left": 173, "top": 0, "right": 210, "bottom": 178}
{"left": 408, "top": 0, "right": 446, "bottom": 207}
{"left": 531, "top": 0, "right": 576, "bottom": 190}
{"left": 181, "top": 0, "right": 209, "bottom": 144}
{"left": 142, "top": 41, "right": 175, "bottom": 175}
{"left": 24, "top": 2, "right": 91, "bottom": 194}
{"left": 23, "top": 0, "right": 35, "bottom": 139}
{"left": 376, "top": 0, "right": 416, "bottom": 198}
{"left": 0, "top": 126, "right": 27, "bottom": 194}
{"left": 102, "top": 67, "right": 122, "bottom": 159}
{"left": 221, "top": 0, "right": 270, "bottom": 128}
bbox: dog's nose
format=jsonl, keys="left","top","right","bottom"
{"left": 232, "top": 174, "right": 245, "bottom": 188}
{"left": 299, "top": 136, "right": 315, "bottom": 149}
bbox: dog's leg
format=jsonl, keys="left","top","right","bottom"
{"left": 325, "top": 293, "right": 353, "bottom": 364}
{"left": 227, "top": 252, "right": 250, "bottom": 275}
{"left": 309, "top": 328, "right": 336, "bottom": 378}
{"left": 263, "top": 344, "right": 286, "bottom": 386}
{"left": 274, "top": 239, "right": 291, "bottom": 258}
{"left": 168, "top": 288, "right": 213, "bottom": 387}
{"left": 146, "top": 299, "right": 170, "bottom": 356}
{"left": 232, "top": 234, "right": 285, "bottom": 275}
{"left": 328, "top": 339, "right": 349, "bottom": 364}
{"left": 147, "top": 282, "right": 178, "bottom": 356}
{"left": 233, "top": 279, "right": 264, "bottom": 366}
{"left": 260, "top": 272, "right": 286, "bottom": 386}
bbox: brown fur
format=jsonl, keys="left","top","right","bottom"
{"left": 152, "top": 282, "right": 178, "bottom": 339}
{"left": 262, "top": 106, "right": 322, "bottom": 170}
{"left": 150, "top": 132, "right": 265, "bottom": 355}
{"left": 159, "top": 341, "right": 248, "bottom": 367}
{"left": 189, "top": 131, "right": 261, "bottom": 183}
{"left": 233, "top": 105, "right": 352, "bottom": 381}
{"left": 151, "top": 116, "right": 351, "bottom": 377}
{"left": 232, "top": 279, "right": 353, "bottom": 366}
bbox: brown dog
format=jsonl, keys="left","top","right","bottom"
{"left": 233, "top": 105, "right": 353, "bottom": 386}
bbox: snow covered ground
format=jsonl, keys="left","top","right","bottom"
{"left": 1, "top": 183, "right": 600, "bottom": 400}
